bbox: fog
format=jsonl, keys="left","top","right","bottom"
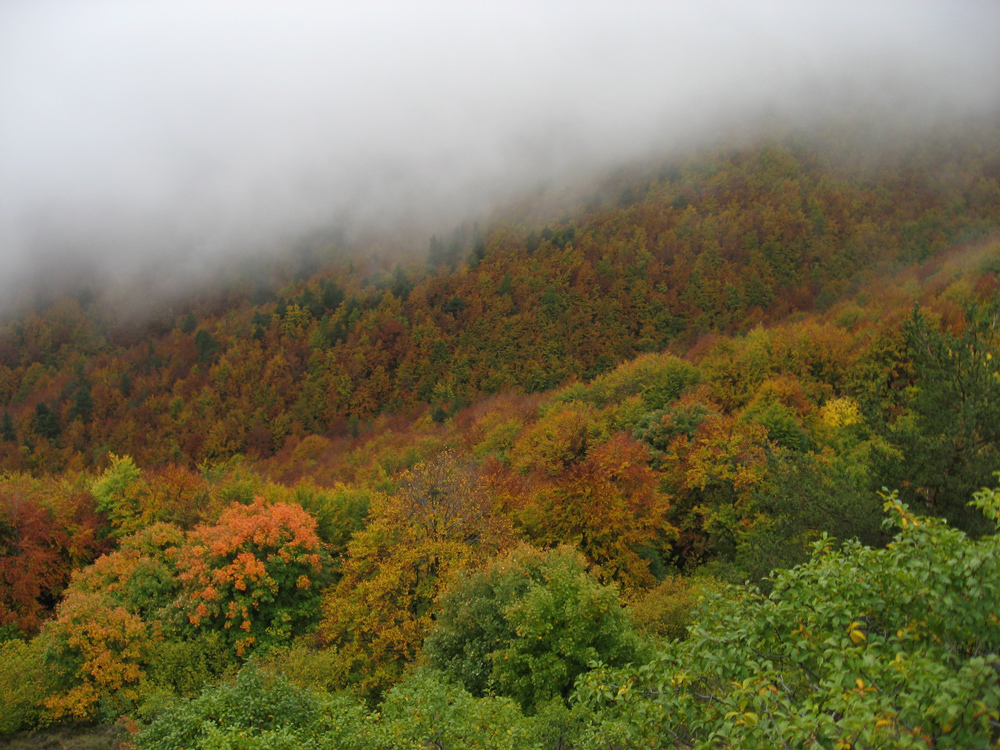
{"left": 1, "top": 1, "right": 998, "bottom": 309}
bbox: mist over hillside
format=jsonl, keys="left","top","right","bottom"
{"left": 2, "top": 1, "right": 999, "bottom": 310}
{"left": 2, "top": 8, "right": 1000, "bottom": 738}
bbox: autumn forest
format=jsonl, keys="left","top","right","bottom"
{"left": 2, "top": 122, "right": 1000, "bottom": 749}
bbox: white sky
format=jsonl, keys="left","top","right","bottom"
{"left": 1, "top": 1, "right": 998, "bottom": 303}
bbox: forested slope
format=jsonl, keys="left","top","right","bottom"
{"left": 2, "top": 127, "right": 998, "bottom": 472}
{"left": 2, "top": 126, "right": 1000, "bottom": 748}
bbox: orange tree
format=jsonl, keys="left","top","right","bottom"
{"left": 174, "top": 497, "right": 327, "bottom": 656}
{"left": 35, "top": 523, "right": 184, "bottom": 723}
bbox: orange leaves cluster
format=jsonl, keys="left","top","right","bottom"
{"left": 508, "top": 427, "right": 673, "bottom": 592}
{"left": 174, "top": 497, "right": 325, "bottom": 655}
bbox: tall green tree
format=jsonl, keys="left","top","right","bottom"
{"left": 0, "top": 411, "right": 15, "bottom": 443}
{"left": 878, "top": 301, "right": 1000, "bottom": 532}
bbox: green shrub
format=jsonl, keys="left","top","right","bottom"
{"left": 133, "top": 663, "right": 375, "bottom": 750}
{"left": 379, "top": 669, "right": 544, "bottom": 750}
{"left": 576, "top": 486, "right": 1000, "bottom": 749}
{"left": 425, "top": 544, "right": 648, "bottom": 712}
{"left": 0, "top": 638, "right": 55, "bottom": 732}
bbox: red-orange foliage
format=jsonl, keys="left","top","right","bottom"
{"left": 512, "top": 432, "right": 673, "bottom": 591}
{"left": 174, "top": 497, "right": 325, "bottom": 656}
{"left": 0, "top": 475, "right": 107, "bottom": 635}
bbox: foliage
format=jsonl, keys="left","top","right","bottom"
{"left": 712, "top": 450, "right": 884, "bottom": 587}
{"left": 40, "top": 589, "right": 157, "bottom": 722}
{"left": 576, "top": 485, "right": 1000, "bottom": 749}
{"left": 132, "top": 662, "right": 377, "bottom": 750}
{"left": 133, "top": 664, "right": 551, "bottom": 750}
{"left": 91, "top": 454, "right": 152, "bottom": 536}
{"left": 3, "top": 131, "right": 997, "bottom": 470}
{"left": 0, "top": 637, "right": 57, "bottom": 733}
{"left": 561, "top": 353, "right": 701, "bottom": 411}
{"left": 876, "top": 300, "right": 1000, "bottom": 533}
{"left": 69, "top": 522, "right": 184, "bottom": 623}
{"left": 141, "top": 630, "right": 237, "bottom": 705}
{"left": 174, "top": 498, "right": 327, "bottom": 656}
{"left": 627, "top": 575, "right": 725, "bottom": 642}
{"left": 513, "top": 432, "right": 674, "bottom": 590}
{"left": 1, "top": 128, "right": 999, "bottom": 741}
{"left": 320, "top": 452, "right": 514, "bottom": 701}
{"left": 425, "top": 544, "right": 648, "bottom": 712}
{"left": 282, "top": 480, "right": 369, "bottom": 555}
{"left": 0, "top": 472, "right": 107, "bottom": 636}
{"left": 378, "top": 669, "right": 546, "bottom": 750}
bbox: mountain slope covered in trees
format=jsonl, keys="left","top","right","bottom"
{"left": 2, "top": 124, "right": 1000, "bottom": 748}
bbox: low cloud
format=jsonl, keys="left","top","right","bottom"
{"left": 1, "top": 1, "right": 998, "bottom": 307}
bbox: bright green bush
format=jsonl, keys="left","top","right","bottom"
{"left": 424, "top": 544, "right": 648, "bottom": 711}
{"left": 379, "top": 669, "right": 544, "bottom": 750}
{"left": 132, "top": 663, "right": 376, "bottom": 750}
{"left": 576, "top": 484, "right": 1000, "bottom": 749}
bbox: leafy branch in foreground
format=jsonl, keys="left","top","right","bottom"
{"left": 576, "top": 482, "right": 1000, "bottom": 749}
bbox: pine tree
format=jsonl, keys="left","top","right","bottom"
{"left": 0, "top": 411, "right": 15, "bottom": 442}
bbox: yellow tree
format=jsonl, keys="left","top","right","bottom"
{"left": 320, "top": 452, "right": 514, "bottom": 702}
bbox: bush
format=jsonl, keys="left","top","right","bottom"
{"left": 627, "top": 575, "right": 724, "bottom": 641}
{"left": 174, "top": 498, "right": 327, "bottom": 656}
{"left": 425, "top": 544, "right": 648, "bottom": 712}
{"left": 0, "top": 638, "right": 55, "bottom": 732}
{"left": 133, "top": 663, "right": 376, "bottom": 750}
{"left": 379, "top": 669, "right": 544, "bottom": 750}
{"left": 576, "top": 485, "right": 1000, "bottom": 749}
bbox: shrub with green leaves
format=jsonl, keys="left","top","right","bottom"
{"left": 379, "top": 669, "right": 545, "bottom": 750}
{"left": 575, "top": 483, "right": 1000, "bottom": 749}
{"left": 424, "top": 544, "right": 648, "bottom": 711}
{"left": 132, "top": 663, "right": 376, "bottom": 750}
{"left": 0, "top": 637, "right": 56, "bottom": 732}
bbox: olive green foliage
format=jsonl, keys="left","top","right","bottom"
{"left": 133, "top": 664, "right": 559, "bottom": 750}
{"left": 142, "top": 631, "right": 237, "bottom": 706}
{"left": 133, "top": 663, "right": 376, "bottom": 750}
{"left": 0, "top": 637, "right": 56, "bottom": 733}
{"left": 285, "top": 482, "right": 369, "bottom": 553}
{"left": 576, "top": 485, "right": 1000, "bottom": 749}
{"left": 562, "top": 353, "right": 701, "bottom": 412}
{"left": 627, "top": 575, "right": 725, "bottom": 642}
{"left": 379, "top": 669, "right": 546, "bottom": 750}
{"left": 424, "top": 544, "right": 648, "bottom": 711}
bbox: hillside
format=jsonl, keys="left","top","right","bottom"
{"left": 2, "top": 126, "right": 999, "bottom": 473}
{"left": 2, "top": 126, "right": 1000, "bottom": 748}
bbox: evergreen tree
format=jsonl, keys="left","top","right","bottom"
{"left": 33, "top": 403, "right": 60, "bottom": 441}
{"left": 72, "top": 382, "right": 94, "bottom": 424}
{"left": 0, "top": 411, "right": 15, "bottom": 442}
